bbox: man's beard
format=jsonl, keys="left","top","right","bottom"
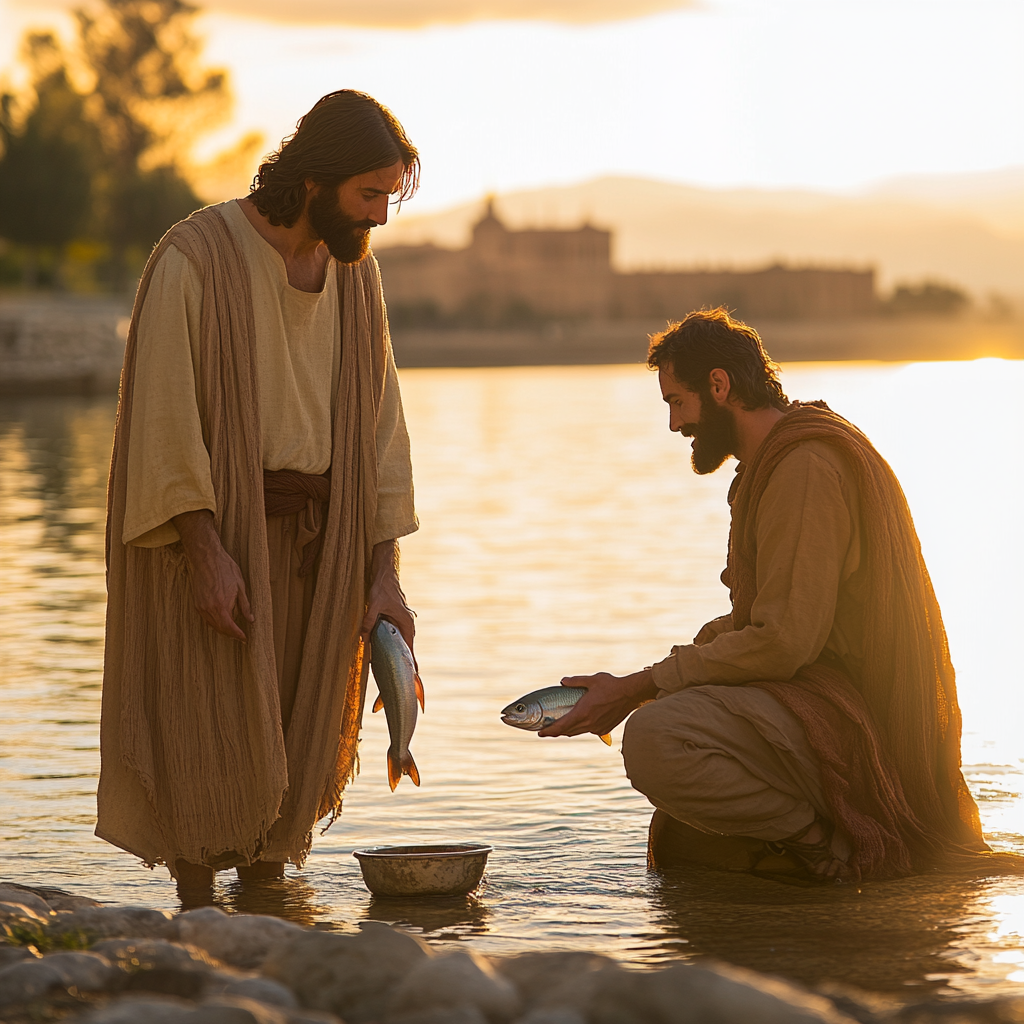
{"left": 683, "top": 395, "right": 739, "bottom": 475}
{"left": 307, "top": 187, "right": 373, "bottom": 263}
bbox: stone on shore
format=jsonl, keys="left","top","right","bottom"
{"left": 0, "top": 883, "right": 103, "bottom": 912}
{"left": 75, "top": 992, "right": 329, "bottom": 1024}
{"left": 387, "top": 949, "right": 521, "bottom": 1023}
{"left": 495, "top": 952, "right": 621, "bottom": 1012}
{"left": 586, "top": 961, "right": 859, "bottom": 1024}
{"left": 177, "top": 906, "right": 303, "bottom": 969}
{"left": 10, "top": 877, "right": 1024, "bottom": 1024}
{"left": 90, "top": 937, "right": 222, "bottom": 973}
{"left": 0, "top": 887, "right": 58, "bottom": 919}
{"left": 262, "top": 920, "right": 432, "bottom": 1022}
{"left": 48, "top": 906, "right": 178, "bottom": 942}
{"left": 0, "top": 950, "right": 118, "bottom": 1005}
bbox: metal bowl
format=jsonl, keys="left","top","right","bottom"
{"left": 352, "top": 843, "right": 492, "bottom": 897}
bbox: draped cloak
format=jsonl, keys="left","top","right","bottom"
{"left": 727, "top": 403, "right": 1022, "bottom": 877}
{"left": 98, "top": 206, "right": 389, "bottom": 870}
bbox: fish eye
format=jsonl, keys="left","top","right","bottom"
{"left": 515, "top": 704, "right": 526, "bottom": 712}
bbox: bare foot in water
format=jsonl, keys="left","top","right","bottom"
{"left": 775, "top": 818, "right": 854, "bottom": 883}
{"left": 175, "top": 859, "right": 215, "bottom": 888}
{"left": 236, "top": 861, "right": 285, "bottom": 881}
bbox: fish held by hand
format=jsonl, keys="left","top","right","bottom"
{"left": 369, "top": 618, "right": 425, "bottom": 790}
{"left": 500, "top": 686, "right": 612, "bottom": 745}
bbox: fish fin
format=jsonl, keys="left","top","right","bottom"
{"left": 414, "top": 673, "right": 425, "bottom": 711}
{"left": 386, "top": 748, "right": 421, "bottom": 790}
{"left": 599, "top": 733, "right": 613, "bottom": 746}
{"left": 372, "top": 694, "right": 384, "bottom": 713}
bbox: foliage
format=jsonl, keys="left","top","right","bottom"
{"left": 0, "top": 35, "right": 98, "bottom": 251}
{"left": 881, "top": 280, "right": 971, "bottom": 318}
{"left": 0, "top": 0, "right": 230, "bottom": 290}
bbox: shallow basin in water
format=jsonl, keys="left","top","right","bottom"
{"left": 352, "top": 843, "right": 493, "bottom": 897}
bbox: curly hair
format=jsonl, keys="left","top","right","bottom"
{"left": 250, "top": 90, "right": 419, "bottom": 227}
{"left": 647, "top": 307, "right": 789, "bottom": 411}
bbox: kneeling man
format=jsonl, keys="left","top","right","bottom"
{"left": 542, "top": 308, "right": 1011, "bottom": 881}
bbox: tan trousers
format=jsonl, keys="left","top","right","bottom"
{"left": 266, "top": 511, "right": 320, "bottom": 735}
{"left": 622, "top": 685, "right": 831, "bottom": 842}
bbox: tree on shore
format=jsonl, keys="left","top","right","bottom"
{"left": 0, "top": 34, "right": 99, "bottom": 287}
{"left": 0, "top": 0, "right": 233, "bottom": 292}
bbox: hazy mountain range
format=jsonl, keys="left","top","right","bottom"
{"left": 372, "top": 168, "right": 1024, "bottom": 299}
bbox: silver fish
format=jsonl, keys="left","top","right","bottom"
{"left": 500, "top": 686, "right": 612, "bottom": 745}
{"left": 369, "top": 619, "right": 425, "bottom": 790}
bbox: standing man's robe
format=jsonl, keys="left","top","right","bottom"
{"left": 99, "top": 201, "right": 416, "bottom": 871}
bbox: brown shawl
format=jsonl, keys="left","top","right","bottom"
{"left": 728, "top": 402, "right": 1022, "bottom": 878}
{"left": 98, "top": 206, "right": 387, "bottom": 870}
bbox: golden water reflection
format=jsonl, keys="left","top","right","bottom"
{"left": 2, "top": 362, "right": 1024, "bottom": 1002}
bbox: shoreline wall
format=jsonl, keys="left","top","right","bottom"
{"left": 0, "top": 296, "right": 129, "bottom": 396}
{"left": 2, "top": 296, "right": 1023, "bottom": 395}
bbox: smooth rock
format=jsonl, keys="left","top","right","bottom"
{"left": 0, "top": 882, "right": 102, "bottom": 911}
{"left": 45, "top": 950, "right": 120, "bottom": 990}
{"left": 49, "top": 905, "right": 177, "bottom": 941}
{"left": 0, "top": 958, "right": 66, "bottom": 1003}
{"left": 262, "top": 920, "right": 431, "bottom": 1022}
{"left": 75, "top": 994, "right": 202, "bottom": 1023}
{"left": 588, "top": 961, "right": 859, "bottom": 1024}
{"left": 75, "top": 994, "right": 307, "bottom": 1024}
{"left": 0, "top": 886, "right": 56, "bottom": 918}
{"left": 90, "top": 938, "right": 222, "bottom": 973}
{"left": 177, "top": 906, "right": 303, "bottom": 969}
{"left": 0, "top": 945, "right": 39, "bottom": 968}
{"left": 48, "top": 894, "right": 106, "bottom": 911}
{"left": 388, "top": 950, "right": 521, "bottom": 1024}
{"left": 515, "top": 1010, "right": 588, "bottom": 1024}
{"left": 387, "top": 1007, "right": 489, "bottom": 1024}
{"left": 0, "top": 899, "right": 53, "bottom": 927}
{"left": 205, "top": 974, "right": 300, "bottom": 1009}
{"left": 0, "top": 950, "right": 117, "bottom": 1003}
{"left": 495, "top": 952, "right": 619, "bottom": 1010}
{"left": 121, "top": 962, "right": 213, "bottom": 999}
{"left": 191, "top": 995, "right": 290, "bottom": 1024}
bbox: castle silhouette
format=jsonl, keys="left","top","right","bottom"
{"left": 376, "top": 199, "right": 876, "bottom": 328}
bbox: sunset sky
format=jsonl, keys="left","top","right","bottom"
{"left": 2, "top": 0, "right": 1022, "bottom": 211}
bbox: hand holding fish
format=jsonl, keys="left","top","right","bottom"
{"left": 537, "top": 670, "right": 658, "bottom": 741}
{"left": 361, "top": 539, "right": 417, "bottom": 663}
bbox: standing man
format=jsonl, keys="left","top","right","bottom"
{"left": 543, "top": 308, "right": 1018, "bottom": 881}
{"left": 100, "top": 91, "right": 420, "bottom": 888}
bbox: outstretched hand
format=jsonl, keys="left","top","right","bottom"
{"left": 538, "top": 669, "right": 658, "bottom": 740}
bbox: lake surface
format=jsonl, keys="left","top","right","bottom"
{"left": 2, "top": 360, "right": 1024, "bottom": 1002}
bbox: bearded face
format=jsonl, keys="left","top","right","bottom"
{"left": 682, "top": 392, "right": 739, "bottom": 475}
{"left": 307, "top": 185, "right": 374, "bottom": 263}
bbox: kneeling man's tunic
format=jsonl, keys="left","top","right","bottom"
{"left": 99, "top": 201, "right": 416, "bottom": 871}
{"left": 623, "top": 403, "right": 1006, "bottom": 878}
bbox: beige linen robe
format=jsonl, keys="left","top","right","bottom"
{"left": 99, "top": 203, "right": 414, "bottom": 871}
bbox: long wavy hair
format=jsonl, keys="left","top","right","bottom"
{"left": 250, "top": 90, "right": 419, "bottom": 227}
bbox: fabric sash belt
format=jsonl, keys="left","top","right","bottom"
{"left": 263, "top": 469, "right": 331, "bottom": 577}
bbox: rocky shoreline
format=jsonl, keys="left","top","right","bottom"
{"left": 2, "top": 881, "right": 1023, "bottom": 1024}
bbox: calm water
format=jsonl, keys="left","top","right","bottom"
{"left": 3, "top": 361, "right": 1024, "bottom": 1002}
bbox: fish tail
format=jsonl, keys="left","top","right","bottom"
{"left": 414, "top": 673, "right": 425, "bottom": 711}
{"left": 387, "top": 747, "right": 421, "bottom": 790}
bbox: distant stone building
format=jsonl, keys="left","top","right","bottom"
{"left": 375, "top": 201, "right": 877, "bottom": 326}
